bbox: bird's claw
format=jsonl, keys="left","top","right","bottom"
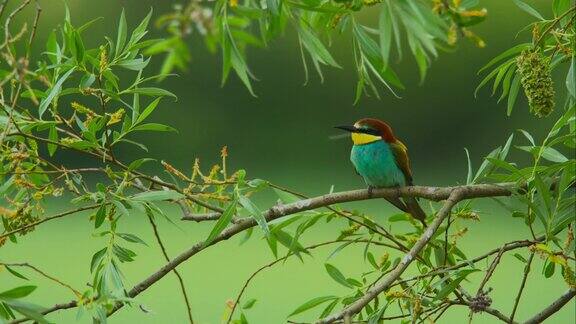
{"left": 367, "top": 185, "right": 375, "bottom": 198}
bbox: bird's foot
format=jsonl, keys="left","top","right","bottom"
{"left": 367, "top": 185, "right": 375, "bottom": 198}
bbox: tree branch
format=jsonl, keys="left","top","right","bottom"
{"left": 523, "top": 288, "right": 576, "bottom": 324}
{"left": 146, "top": 214, "right": 194, "bottom": 324}
{"left": 317, "top": 189, "right": 465, "bottom": 323}
{"left": 509, "top": 251, "right": 535, "bottom": 322}
{"left": 14, "top": 182, "right": 516, "bottom": 322}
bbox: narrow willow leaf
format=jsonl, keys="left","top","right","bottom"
{"left": 47, "top": 126, "right": 58, "bottom": 156}
{"left": 379, "top": 3, "right": 393, "bottom": 65}
{"left": 135, "top": 98, "right": 161, "bottom": 125}
{"left": 0, "top": 286, "right": 36, "bottom": 299}
{"left": 243, "top": 299, "right": 257, "bottom": 309}
{"left": 126, "top": 87, "right": 176, "bottom": 98}
{"left": 90, "top": 248, "right": 107, "bottom": 273}
{"left": 299, "top": 25, "right": 340, "bottom": 68}
{"left": 239, "top": 195, "right": 269, "bottom": 235}
{"left": 288, "top": 296, "right": 338, "bottom": 317}
{"left": 115, "top": 9, "right": 127, "bottom": 57}
{"left": 540, "top": 147, "right": 568, "bottom": 163}
{"left": 130, "top": 123, "right": 177, "bottom": 133}
{"left": 512, "top": 0, "right": 545, "bottom": 20}
{"left": 324, "top": 263, "right": 353, "bottom": 288}
{"left": 39, "top": 67, "right": 76, "bottom": 118}
{"left": 94, "top": 204, "right": 107, "bottom": 229}
{"left": 117, "top": 233, "right": 147, "bottom": 245}
{"left": 518, "top": 129, "right": 535, "bottom": 146}
{"left": 507, "top": 74, "right": 521, "bottom": 116}
{"left": 566, "top": 57, "right": 575, "bottom": 98}
{"left": 434, "top": 269, "right": 478, "bottom": 301}
{"left": 464, "top": 148, "right": 473, "bottom": 184}
{"left": 4, "top": 266, "right": 28, "bottom": 280}
{"left": 205, "top": 199, "right": 237, "bottom": 245}
{"left": 478, "top": 43, "right": 530, "bottom": 74}
{"left": 131, "top": 190, "right": 184, "bottom": 202}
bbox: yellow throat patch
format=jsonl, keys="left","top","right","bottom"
{"left": 351, "top": 132, "right": 381, "bottom": 145}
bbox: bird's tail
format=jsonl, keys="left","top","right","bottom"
{"left": 384, "top": 196, "right": 427, "bottom": 227}
{"left": 403, "top": 196, "right": 427, "bottom": 227}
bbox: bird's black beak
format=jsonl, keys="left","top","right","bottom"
{"left": 334, "top": 125, "right": 358, "bottom": 133}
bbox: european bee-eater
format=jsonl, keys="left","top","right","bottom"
{"left": 336, "top": 118, "right": 427, "bottom": 226}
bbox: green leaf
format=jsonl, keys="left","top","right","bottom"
{"left": 4, "top": 266, "right": 28, "bottom": 280}
{"left": 544, "top": 260, "right": 555, "bottom": 278}
{"left": 39, "top": 67, "right": 76, "bottom": 118}
{"left": 131, "top": 190, "right": 184, "bottom": 202}
{"left": 47, "top": 126, "right": 58, "bottom": 156}
{"left": 507, "top": 74, "right": 521, "bottom": 116}
{"left": 324, "top": 263, "right": 353, "bottom": 288}
{"left": 288, "top": 296, "right": 338, "bottom": 317}
{"left": 566, "top": 57, "right": 575, "bottom": 98}
{"left": 243, "top": 298, "right": 257, "bottom": 309}
{"left": 134, "top": 98, "right": 161, "bottom": 125}
{"left": 299, "top": 24, "right": 340, "bottom": 68}
{"left": 205, "top": 199, "right": 237, "bottom": 245}
{"left": 130, "top": 123, "right": 177, "bottom": 133}
{"left": 0, "top": 286, "right": 36, "bottom": 300}
{"left": 117, "top": 233, "right": 147, "bottom": 245}
{"left": 464, "top": 148, "right": 473, "bottom": 184}
{"left": 512, "top": 0, "right": 545, "bottom": 20}
{"left": 478, "top": 43, "right": 530, "bottom": 74}
{"left": 126, "top": 87, "right": 177, "bottom": 98}
{"left": 115, "top": 9, "right": 127, "bottom": 57}
{"left": 239, "top": 195, "right": 269, "bottom": 235}
{"left": 94, "top": 204, "right": 107, "bottom": 229}
{"left": 90, "top": 248, "right": 107, "bottom": 273}
{"left": 518, "top": 129, "right": 535, "bottom": 146}
{"left": 128, "top": 9, "right": 153, "bottom": 47}
{"left": 73, "top": 30, "right": 85, "bottom": 63}
{"left": 540, "top": 147, "right": 568, "bottom": 163}
{"left": 379, "top": 3, "right": 393, "bottom": 65}
{"left": 513, "top": 253, "right": 527, "bottom": 263}
{"left": 434, "top": 269, "right": 478, "bottom": 301}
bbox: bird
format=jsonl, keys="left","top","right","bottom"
{"left": 335, "top": 118, "right": 427, "bottom": 226}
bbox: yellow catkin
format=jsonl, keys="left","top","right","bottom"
{"left": 106, "top": 108, "right": 125, "bottom": 125}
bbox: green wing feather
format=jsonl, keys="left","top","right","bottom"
{"left": 390, "top": 139, "right": 413, "bottom": 185}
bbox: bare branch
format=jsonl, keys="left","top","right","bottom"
{"left": 0, "top": 204, "right": 102, "bottom": 240}
{"left": 14, "top": 182, "right": 516, "bottom": 322}
{"left": 146, "top": 214, "right": 194, "bottom": 324}
{"left": 509, "top": 252, "right": 535, "bottom": 322}
{"left": 317, "top": 189, "right": 465, "bottom": 323}
{"left": 523, "top": 288, "right": 576, "bottom": 324}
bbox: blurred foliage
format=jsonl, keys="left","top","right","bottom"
{"left": 152, "top": 0, "right": 488, "bottom": 99}
{"left": 0, "top": 0, "right": 574, "bottom": 323}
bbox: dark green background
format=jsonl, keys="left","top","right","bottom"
{"left": 2, "top": 0, "right": 574, "bottom": 323}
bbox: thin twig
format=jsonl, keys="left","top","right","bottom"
{"left": 0, "top": 204, "right": 102, "bottom": 240}
{"left": 226, "top": 239, "right": 398, "bottom": 323}
{"left": 318, "top": 189, "right": 465, "bottom": 323}
{"left": 476, "top": 246, "right": 506, "bottom": 295}
{"left": 509, "top": 251, "right": 535, "bottom": 322}
{"left": 146, "top": 214, "right": 194, "bottom": 324}
{"left": 0, "top": 262, "right": 81, "bottom": 296}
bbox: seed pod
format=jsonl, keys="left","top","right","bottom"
{"left": 516, "top": 50, "right": 556, "bottom": 117}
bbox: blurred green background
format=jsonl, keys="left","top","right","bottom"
{"left": 2, "top": 0, "right": 574, "bottom": 323}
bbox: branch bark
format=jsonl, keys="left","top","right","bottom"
{"left": 317, "top": 189, "right": 465, "bottom": 323}
{"left": 523, "top": 288, "right": 576, "bottom": 324}
{"left": 11, "top": 183, "right": 516, "bottom": 322}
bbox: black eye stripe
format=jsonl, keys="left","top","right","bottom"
{"left": 360, "top": 128, "right": 380, "bottom": 136}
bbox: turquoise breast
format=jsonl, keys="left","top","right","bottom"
{"left": 350, "top": 141, "right": 406, "bottom": 188}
